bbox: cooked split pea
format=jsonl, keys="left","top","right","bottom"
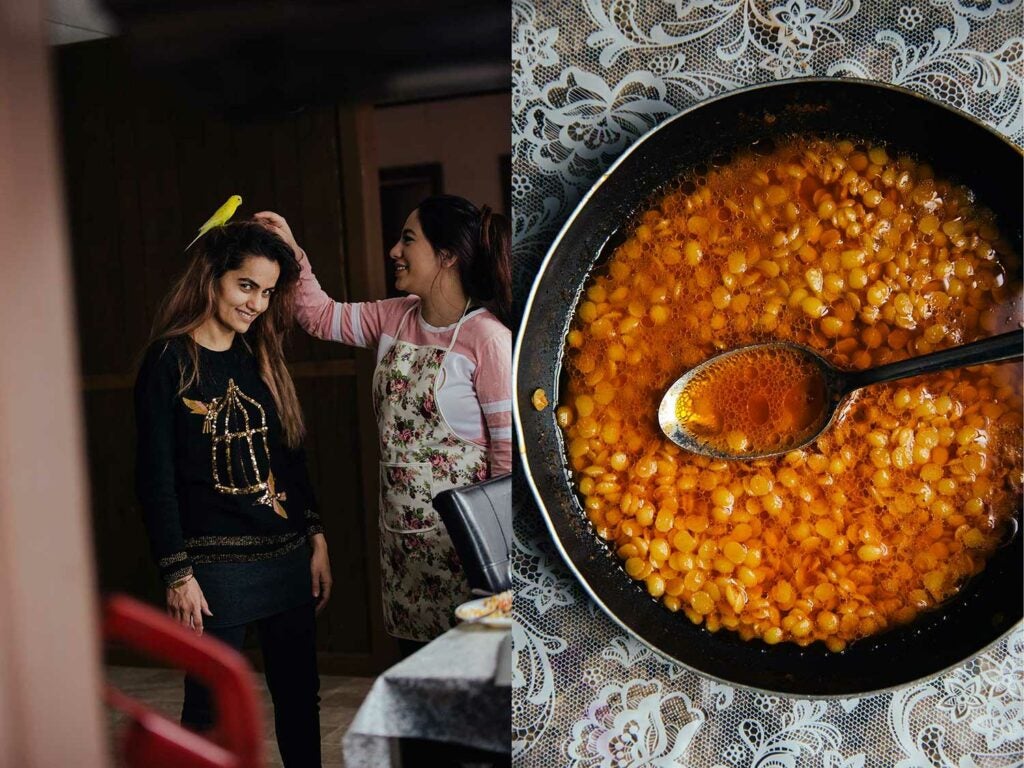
{"left": 559, "top": 135, "right": 1022, "bottom": 652}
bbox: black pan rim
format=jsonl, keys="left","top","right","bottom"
{"left": 513, "top": 76, "right": 1024, "bottom": 697}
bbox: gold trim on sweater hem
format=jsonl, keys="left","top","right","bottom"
{"left": 190, "top": 536, "right": 307, "bottom": 563}
{"left": 184, "top": 532, "right": 302, "bottom": 548}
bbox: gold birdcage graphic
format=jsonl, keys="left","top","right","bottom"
{"left": 183, "top": 378, "right": 288, "bottom": 517}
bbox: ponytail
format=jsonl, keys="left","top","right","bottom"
{"left": 476, "top": 205, "right": 513, "bottom": 327}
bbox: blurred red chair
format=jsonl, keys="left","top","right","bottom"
{"left": 103, "top": 595, "right": 264, "bottom": 768}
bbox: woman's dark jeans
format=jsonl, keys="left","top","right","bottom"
{"left": 181, "top": 600, "right": 321, "bottom": 767}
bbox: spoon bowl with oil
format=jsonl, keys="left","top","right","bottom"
{"left": 659, "top": 329, "right": 1023, "bottom": 460}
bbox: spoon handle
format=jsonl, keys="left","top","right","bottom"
{"left": 843, "top": 328, "right": 1023, "bottom": 394}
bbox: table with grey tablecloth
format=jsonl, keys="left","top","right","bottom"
{"left": 342, "top": 624, "right": 511, "bottom": 767}
{"left": 511, "top": 0, "right": 1023, "bottom": 765}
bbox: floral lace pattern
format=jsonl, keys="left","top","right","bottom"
{"left": 511, "top": 0, "right": 1023, "bottom": 764}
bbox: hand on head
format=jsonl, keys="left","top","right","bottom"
{"left": 253, "top": 211, "right": 300, "bottom": 258}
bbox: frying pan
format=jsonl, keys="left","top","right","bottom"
{"left": 513, "top": 79, "right": 1023, "bottom": 696}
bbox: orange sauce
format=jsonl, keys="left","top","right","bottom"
{"left": 556, "top": 135, "right": 1023, "bottom": 651}
{"left": 676, "top": 346, "right": 828, "bottom": 455}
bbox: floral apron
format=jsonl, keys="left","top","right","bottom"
{"left": 372, "top": 303, "right": 489, "bottom": 641}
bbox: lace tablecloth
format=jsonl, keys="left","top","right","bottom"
{"left": 342, "top": 624, "right": 510, "bottom": 766}
{"left": 510, "top": 1, "right": 1024, "bottom": 765}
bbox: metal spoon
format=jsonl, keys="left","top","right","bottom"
{"left": 659, "top": 329, "right": 1023, "bottom": 460}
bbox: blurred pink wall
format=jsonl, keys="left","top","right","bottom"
{"left": 0, "top": 0, "right": 107, "bottom": 764}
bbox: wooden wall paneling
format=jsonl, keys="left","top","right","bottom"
{"left": 293, "top": 107, "right": 376, "bottom": 668}
{"left": 134, "top": 87, "right": 186, "bottom": 349}
{"left": 337, "top": 105, "right": 385, "bottom": 299}
{"left": 231, "top": 118, "right": 277, "bottom": 222}
{"left": 336, "top": 103, "right": 393, "bottom": 669}
{"left": 59, "top": 43, "right": 124, "bottom": 377}
{"left": 299, "top": 108, "right": 349, "bottom": 301}
{"left": 268, "top": 112, "right": 326, "bottom": 365}
{"left": 84, "top": 389, "right": 160, "bottom": 601}
{"left": 299, "top": 376, "right": 372, "bottom": 659}
{"left": 179, "top": 117, "right": 233, "bottom": 251}
{"left": 187, "top": 106, "right": 240, "bottom": 229}
{"left": 268, "top": 117, "right": 304, "bottom": 233}
{"left": 167, "top": 81, "right": 213, "bottom": 288}
{"left": 332, "top": 376, "right": 371, "bottom": 657}
{"left": 294, "top": 108, "right": 351, "bottom": 364}
{"left": 85, "top": 391, "right": 115, "bottom": 591}
{"left": 110, "top": 57, "right": 149, "bottom": 366}
{"left": 169, "top": 95, "right": 206, "bottom": 240}
{"left": 291, "top": 108, "right": 345, "bottom": 367}
{"left": 175, "top": 115, "right": 223, "bottom": 259}
{"left": 268, "top": 116, "right": 316, "bottom": 363}
{"left": 299, "top": 377, "right": 333, "bottom": 654}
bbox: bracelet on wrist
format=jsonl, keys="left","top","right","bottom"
{"left": 168, "top": 573, "right": 193, "bottom": 590}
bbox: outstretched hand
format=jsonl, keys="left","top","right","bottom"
{"left": 253, "top": 211, "right": 301, "bottom": 259}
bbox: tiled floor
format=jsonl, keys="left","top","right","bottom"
{"left": 105, "top": 665, "right": 374, "bottom": 767}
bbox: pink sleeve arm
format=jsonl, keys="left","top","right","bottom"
{"left": 293, "top": 248, "right": 337, "bottom": 341}
{"left": 293, "top": 248, "right": 388, "bottom": 349}
{"left": 475, "top": 333, "right": 513, "bottom": 477}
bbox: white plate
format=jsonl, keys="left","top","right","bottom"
{"left": 455, "top": 597, "right": 512, "bottom": 628}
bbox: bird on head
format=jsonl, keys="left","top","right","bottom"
{"left": 185, "top": 194, "right": 243, "bottom": 251}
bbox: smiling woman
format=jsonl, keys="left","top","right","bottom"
{"left": 133, "top": 221, "right": 331, "bottom": 764}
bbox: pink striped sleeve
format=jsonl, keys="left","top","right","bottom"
{"left": 474, "top": 332, "right": 513, "bottom": 476}
{"left": 292, "top": 248, "right": 338, "bottom": 341}
{"left": 292, "top": 248, "right": 405, "bottom": 349}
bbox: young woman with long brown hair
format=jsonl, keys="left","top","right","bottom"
{"left": 134, "top": 221, "right": 331, "bottom": 766}
{"left": 256, "top": 195, "right": 511, "bottom": 657}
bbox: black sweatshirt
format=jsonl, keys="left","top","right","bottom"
{"left": 134, "top": 335, "right": 324, "bottom": 586}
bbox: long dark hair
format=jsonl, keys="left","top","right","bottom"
{"left": 416, "top": 195, "right": 512, "bottom": 327}
{"left": 147, "top": 221, "right": 306, "bottom": 447}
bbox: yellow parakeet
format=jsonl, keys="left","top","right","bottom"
{"left": 185, "top": 194, "right": 243, "bottom": 251}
